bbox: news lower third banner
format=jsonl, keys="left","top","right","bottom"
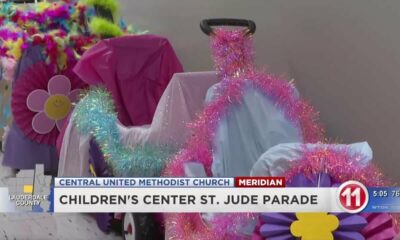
{"left": 53, "top": 178, "right": 400, "bottom": 213}
{"left": 1, "top": 176, "right": 400, "bottom": 213}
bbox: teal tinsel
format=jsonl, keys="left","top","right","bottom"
{"left": 73, "top": 87, "right": 173, "bottom": 177}
{"left": 0, "top": 93, "right": 11, "bottom": 129}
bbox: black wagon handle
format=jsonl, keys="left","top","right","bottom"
{"left": 200, "top": 18, "right": 256, "bottom": 36}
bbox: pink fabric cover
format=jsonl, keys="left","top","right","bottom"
{"left": 56, "top": 34, "right": 183, "bottom": 155}
{"left": 73, "top": 34, "right": 183, "bottom": 126}
{"left": 119, "top": 71, "right": 219, "bottom": 147}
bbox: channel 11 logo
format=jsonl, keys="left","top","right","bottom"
{"left": 337, "top": 180, "right": 369, "bottom": 213}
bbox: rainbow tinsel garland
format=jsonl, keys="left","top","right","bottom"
{"left": 73, "top": 87, "right": 174, "bottom": 177}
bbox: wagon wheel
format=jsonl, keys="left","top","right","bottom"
{"left": 122, "top": 213, "right": 161, "bottom": 240}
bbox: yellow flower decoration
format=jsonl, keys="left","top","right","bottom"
{"left": 54, "top": 36, "right": 68, "bottom": 70}
{"left": 5, "top": 38, "right": 24, "bottom": 60}
{"left": 36, "top": 2, "right": 52, "bottom": 12}
{"left": 290, "top": 213, "right": 339, "bottom": 240}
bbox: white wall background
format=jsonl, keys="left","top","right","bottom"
{"left": 120, "top": 0, "right": 400, "bottom": 181}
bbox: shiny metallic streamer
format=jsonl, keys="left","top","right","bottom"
{"left": 163, "top": 28, "right": 325, "bottom": 239}
{"left": 73, "top": 87, "right": 173, "bottom": 177}
{"left": 283, "top": 145, "right": 399, "bottom": 237}
{"left": 285, "top": 145, "right": 388, "bottom": 187}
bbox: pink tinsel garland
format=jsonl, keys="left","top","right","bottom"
{"left": 164, "top": 29, "right": 324, "bottom": 178}
{"left": 285, "top": 145, "right": 388, "bottom": 187}
{"left": 283, "top": 146, "right": 399, "bottom": 237}
{"left": 162, "top": 28, "right": 324, "bottom": 239}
